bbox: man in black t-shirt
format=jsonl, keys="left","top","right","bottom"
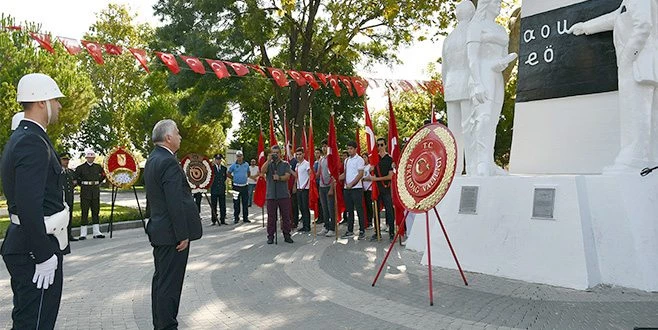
{"left": 363, "top": 137, "right": 396, "bottom": 241}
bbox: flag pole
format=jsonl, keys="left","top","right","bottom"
{"left": 374, "top": 200, "right": 381, "bottom": 241}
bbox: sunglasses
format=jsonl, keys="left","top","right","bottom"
{"left": 377, "top": 143, "right": 386, "bottom": 147}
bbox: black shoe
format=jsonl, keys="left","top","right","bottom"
{"left": 234, "top": 220, "right": 239, "bottom": 224}
{"left": 267, "top": 238, "right": 274, "bottom": 244}
{"left": 93, "top": 234, "right": 105, "bottom": 239}
{"left": 78, "top": 236, "right": 86, "bottom": 240}
{"left": 284, "top": 235, "right": 294, "bottom": 243}
{"left": 210, "top": 222, "right": 217, "bottom": 226}
{"left": 358, "top": 231, "right": 365, "bottom": 240}
{"left": 69, "top": 237, "right": 79, "bottom": 242}
{"left": 370, "top": 234, "right": 379, "bottom": 241}
{"left": 243, "top": 219, "right": 251, "bottom": 223}
{"left": 220, "top": 220, "right": 227, "bottom": 225}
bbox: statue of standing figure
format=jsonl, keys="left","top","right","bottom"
{"left": 444, "top": 0, "right": 517, "bottom": 176}
{"left": 569, "top": 0, "right": 658, "bottom": 172}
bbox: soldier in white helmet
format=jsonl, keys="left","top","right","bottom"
{"left": 75, "top": 148, "right": 106, "bottom": 239}
{"left": 1, "top": 73, "right": 68, "bottom": 329}
{"left": 10, "top": 111, "right": 25, "bottom": 131}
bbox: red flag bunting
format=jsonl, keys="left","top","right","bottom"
{"left": 253, "top": 129, "right": 267, "bottom": 208}
{"left": 128, "top": 48, "right": 150, "bottom": 73}
{"left": 4, "top": 26, "right": 22, "bottom": 31}
{"left": 316, "top": 73, "right": 328, "bottom": 87}
{"left": 30, "top": 33, "right": 54, "bottom": 54}
{"left": 104, "top": 44, "right": 123, "bottom": 55}
{"left": 351, "top": 77, "right": 368, "bottom": 97}
{"left": 339, "top": 76, "right": 354, "bottom": 97}
{"left": 327, "top": 75, "right": 341, "bottom": 97}
{"left": 225, "top": 61, "right": 250, "bottom": 76}
{"left": 287, "top": 70, "right": 307, "bottom": 87}
{"left": 155, "top": 51, "right": 180, "bottom": 74}
{"left": 248, "top": 64, "right": 267, "bottom": 77}
{"left": 399, "top": 80, "right": 416, "bottom": 92}
{"left": 58, "top": 37, "right": 82, "bottom": 55}
{"left": 205, "top": 59, "right": 230, "bottom": 79}
{"left": 81, "top": 40, "right": 104, "bottom": 64}
{"left": 267, "top": 67, "right": 290, "bottom": 87}
{"left": 180, "top": 55, "right": 206, "bottom": 74}
{"left": 301, "top": 72, "right": 321, "bottom": 90}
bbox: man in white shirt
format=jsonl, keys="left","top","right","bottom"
{"left": 247, "top": 159, "right": 259, "bottom": 207}
{"left": 294, "top": 147, "right": 311, "bottom": 232}
{"left": 339, "top": 141, "right": 366, "bottom": 239}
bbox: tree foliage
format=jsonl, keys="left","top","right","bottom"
{"left": 0, "top": 14, "right": 96, "bottom": 152}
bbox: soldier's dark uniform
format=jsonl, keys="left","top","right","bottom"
{"left": 60, "top": 153, "right": 78, "bottom": 244}
{"left": 75, "top": 160, "right": 105, "bottom": 239}
{"left": 1, "top": 120, "right": 67, "bottom": 329}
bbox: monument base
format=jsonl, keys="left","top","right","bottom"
{"left": 405, "top": 174, "right": 658, "bottom": 291}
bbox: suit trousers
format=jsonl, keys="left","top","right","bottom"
{"left": 296, "top": 189, "right": 310, "bottom": 230}
{"left": 151, "top": 244, "right": 189, "bottom": 330}
{"left": 210, "top": 193, "right": 226, "bottom": 224}
{"left": 363, "top": 190, "right": 373, "bottom": 227}
{"left": 344, "top": 188, "right": 365, "bottom": 233}
{"left": 80, "top": 197, "right": 100, "bottom": 226}
{"left": 378, "top": 191, "right": 395, "bottom": 238}
{"left": 3, "top": 253, "right": 63, "bottom": 330}
{"left": 232, "top": 185, "right": 249, "bottom": 223}
{"left": 266, "top": 198, "right": 291, "bottom": 238}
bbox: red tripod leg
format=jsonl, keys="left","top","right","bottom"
{"left": 372, "top": 210, "right": 409, "bottom": 287}
{"left": 425, "top": 211, "right": 434, "bottom": 306}
{"left": 433, "top": 207, "right": 468, "bottom": 286}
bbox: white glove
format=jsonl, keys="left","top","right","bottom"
{"left": 33, "top": 254, "right": 58, "bottom": 289}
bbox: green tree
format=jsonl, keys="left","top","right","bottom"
{"left": 0, "top": 14, "right": 96, "bottom": 151}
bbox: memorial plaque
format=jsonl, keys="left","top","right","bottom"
{"left": 458, "top": 186, "right": 479, "bottom": 215}
{"left": 532, "top": 188, "right": 556, "bottom": 219}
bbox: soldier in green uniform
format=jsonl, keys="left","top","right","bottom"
{"left": 60, "top": 153, "right": 78, "bottom": 243}
{"left": 75, "top": 149, "right": 105, "bottom": 239}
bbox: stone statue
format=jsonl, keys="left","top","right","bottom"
{"left": 443, "top": 0, "right": 476, "bottom": 176}
{"left": 569, "top": 0, "right": 658, "bottom": 172}
{"left": 465, "top": 0, "right": 517, "bottom": 176}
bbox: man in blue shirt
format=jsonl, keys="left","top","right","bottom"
{"left": 228, "top": 150, "right": 251, "bottom": 224}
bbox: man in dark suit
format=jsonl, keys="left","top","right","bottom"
{"left": 144, "top": 119, "right": 202, "bottom": 330}
{"left": 209, "top": 154, "right": 227, "bottom": 225}
{"left": 1, "top": 73, "right": 67, "bottom": 329}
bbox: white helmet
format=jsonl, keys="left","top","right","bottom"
{"left": 84, "top": 148, "right": 96, "bottom": 158}
{"left": 10, "top": 112, "right": 25, "bottom": 131}
{"left": 16, "top": 73, "right": 65, "bottom": 103}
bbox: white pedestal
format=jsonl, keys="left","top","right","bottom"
{"left": 406, "top": 175, "right": 658, "bottom": 291}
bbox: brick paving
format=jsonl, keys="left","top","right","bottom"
{"left": 1, "top": 203, "right": 658, "bottom": 329}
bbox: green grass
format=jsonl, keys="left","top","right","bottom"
{"left": 0, "top": 202, "right": 142, "bottom": 239}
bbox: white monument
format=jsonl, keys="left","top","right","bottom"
{"left": 406, "top": 0, "right": 658, "bottom": 292}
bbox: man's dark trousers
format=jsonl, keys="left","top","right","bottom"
{"left": 344, "top": 188, "right": 365, "bottom": 233}
{"left": 297, "top": 189, "right": 310, "bottom": 230}
{"left": 151, "top": 244, "right": 189, "bottom": 330}
{"left": 210, "top": 193, "right": 226, "bottom": 224}
{"left": 233, "top": 185, "right": 249, "bottom": 223}
{"left": 3, "top": 253, "right": 63, "bottom": 329}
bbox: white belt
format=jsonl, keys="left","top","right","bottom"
{"left": 10, "top": 205, "right": 70, "bottom": 250}
{"left": 81, "top": 181, "right": 100, "bottom": 185}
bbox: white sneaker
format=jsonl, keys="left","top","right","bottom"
{"left": 325, "top": 230, "right": 335, "bottom": 237}
{"left": 318, "top": 228, "right": 328, "bottom": 236}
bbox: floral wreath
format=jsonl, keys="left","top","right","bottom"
{"left": 181, "top": 153, "right": 214, "bottom": 193}
{"left": 103, "top": 146, "right": 140, "bottom": 189}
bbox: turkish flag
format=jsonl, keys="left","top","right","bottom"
{"left": 269, "top": 109, "right": 278, "bottom": 147}
{"left": 267, "top": 67, "right": 290, "bottom": 87}
{"left": 399, "top": 80, "right": 416, "bottom": 92}
{"left": 205, "top": 59, "right": 230, "bottom": 79}
{"left": 225, "top": 61, "right": 250, "bottom": 76}
{"left": 81, "top": 40, "right": 104, "bottom": 64}
{"left": 4, "top": 26, "right": 22, "bottom": 31}
{"left": 388, "top": 93, "right": 405, "bottom": 236}
{"left": 180, "top": 55, "right": 206, "bottom": 74}
{"left": 316, "top": 73, "right": 328, "bottom": 87}
{"left": 58, "top": 37, "right": 82, "bottom": 55}
{"left": 351, "top": 77, "right": 368, "bottom": 97}
{"left": 327, "top": 115, "right": 345, "bottom": 221}
{"left": 307, "top": 120, "right": 320, "bottom": 219}
{"left": 300, "top": 72, "right": 321, "bottom": 90}
{"left": 287, "top": 70, "right": 307, "bottom": 87}
{"left": 327, "top": 75, "right": 341, "bottom": 97}
{"left": 129, "top": 48, "right": 150, "bottom": 73}
{"left": 30, "top": 33, "right": 54, "bottom": 54}
{"left": 364, "top": 101, "right": 379, "bottom": 201}
{"left": 155, "top": 51, "right": 180, "bottom": 74}
{"left": 248, "top": 64, "right": 267, "bottom": 77}
{"left": 105, "top": 44, "right": 123, "bottom": 55}
{"left": 339, "top": 76, "right": 354, "bottom": 97}
{"left": 253, "top": 129, "right": 267, "bottom": 208}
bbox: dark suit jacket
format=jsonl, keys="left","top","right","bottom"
{"left": 144, "top": 146, "right": 202, "bottom": 246}
{"left": 1, "top": 120, "right": 65, "bottom": 262}
{"left": 210, "top": 164, "right": 227, "bottom": 195}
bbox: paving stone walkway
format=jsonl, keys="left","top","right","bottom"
{"left": 1, "top": 204, "right": 657, "bottom": 329}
